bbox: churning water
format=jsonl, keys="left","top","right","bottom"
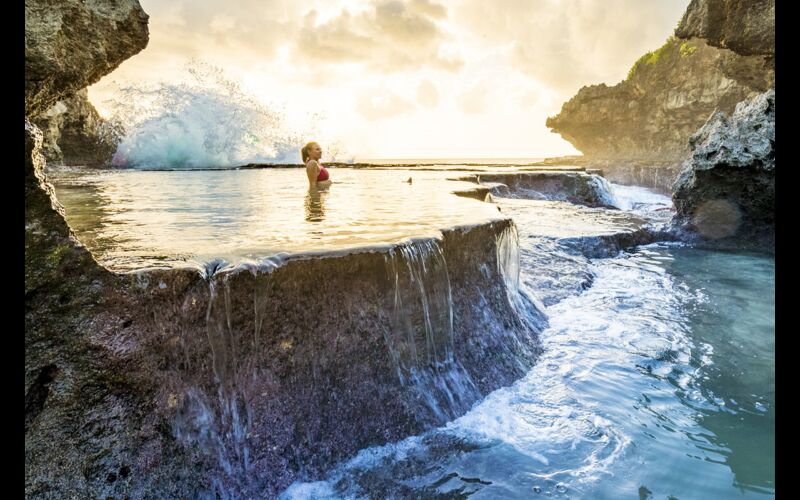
{"left": 281, "top": 243, "right": 774, "bottom": 499}
{"left": 98, "top": 61, "right": 337, "bottom": 168}
{"left": 279, "top": 188, "right": 774, "bottom": 499}
{"left": 44, "top": 162, "right": 774, "bottom": 498}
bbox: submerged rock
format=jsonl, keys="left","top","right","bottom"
{"left": 25, "top": 0, "right": 149, "bottom": 116}
{"left": 671, "top": 89, "right": 774, "bottom": 251}
{"left": 456, "top": 171, "right": 618, "bottom": 208}
{"left": 676, "top": 0, "right": 774, "bottom": 57}
{"left": 32, "top": 89, "right": 120, "bottom": 166}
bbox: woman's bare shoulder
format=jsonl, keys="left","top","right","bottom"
{"left": 306, "top": 159, "right": 319, "bottom": 169}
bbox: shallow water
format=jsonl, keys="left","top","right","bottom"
{"left": 281, "top": 243, "right": 774, "bottom": 499}
{"left": 46, "top": 166, "right": 503, "bottom": 271}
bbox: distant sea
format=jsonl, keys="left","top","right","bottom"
{"left": 355, "top": 157, "right": 553, "bottom": 165}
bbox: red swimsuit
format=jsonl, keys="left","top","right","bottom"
{"left": 316, "top": 164, "right": 329, "bottom": 181}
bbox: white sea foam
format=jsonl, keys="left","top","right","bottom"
{"left": 100, "top": 60, "right": 345, "bottom": 168}
{"left": 609, "top": 183, "right": 672, "bottom": 212}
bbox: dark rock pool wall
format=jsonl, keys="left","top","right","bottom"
{"left": 138, "top": 221, "right": 545, "bottom": 496}
{"left": 26, "top": 120, "right": 546, "bottom": 497}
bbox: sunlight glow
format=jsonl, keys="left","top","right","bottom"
{"left": 87, "top": 0, "right": 689, "bottom": 161}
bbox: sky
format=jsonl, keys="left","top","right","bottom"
{"left": 88, "top": 0, "right": 690, "bottom": 160}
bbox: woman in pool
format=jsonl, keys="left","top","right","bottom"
{"left": 302, "top": 141, "right": 331, "bottom": 187}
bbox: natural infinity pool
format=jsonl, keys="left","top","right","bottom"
{"left": 45, "top": 166, "right": 503, "bottom": 271}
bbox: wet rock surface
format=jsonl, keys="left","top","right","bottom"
{"left": 524, "top": 157, "right": 683, "bottom": 194}
{"left": 581, "top": 160, "right": 683, "bottom": 195}
{"left": 136, "top": 222, "right": 545, "bottom": 496}
{"left": 456, "top": 171, "right": 618, "bottom": 208}
{"left": 671, "top": 89, "right": 774, "bottom": 252}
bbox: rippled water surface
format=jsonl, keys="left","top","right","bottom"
{"left": 282, "top": 245, "right": 774, "bottom": 499}
{"left": 46, "top": 166, "right": 505, "bottom": 271}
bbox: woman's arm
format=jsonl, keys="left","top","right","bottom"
{"left": 306, "top": 160, "right": 320, "bottom": 185}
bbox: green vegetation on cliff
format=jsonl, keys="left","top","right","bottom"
{"left": 627, "top": 36, "right": 679, "bottom": 80}
{"left": 679, "top": 41, "right": 698, "bottom": 57}
{"left": 626, "top": 37, "right": 700, "bottom": 81}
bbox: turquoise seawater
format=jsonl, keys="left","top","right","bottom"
{"left": 282, "top": 244, "right": 775, "bottom": 499}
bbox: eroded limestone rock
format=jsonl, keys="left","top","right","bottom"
{"left": 671, "top": 89, "right": 774, "bottom": 250}
{"left": 676, "top": 0, "right": 774, "bottom": 57}
{"left": 25, "top": 0, "right": 149, "bottom": 116}
{"left": 32, "top": 89, "right": 120, "bottom": 166}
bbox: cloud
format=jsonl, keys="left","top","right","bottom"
{"left": 89, "top": 0, "right": 689, "bottom": 159}
{"left": 454, "top": 0, "right": 689, "bottom": 95}
{"left": 457, "top": 84, "right": 487, "bottom": 114}
{"left": 410, "top": 0, "right": 446, "bottom": 19}
{"left": 133, "top": 0, "right": 301, "bottom": 67}
{"left": 416, "top": 79, "right": 439, "bottom": 107}
{"left": 295, "top": 0, "right": 462, "bottom": 72}
{"left": 355, "top": 88, "right": 415, "bottom": 119}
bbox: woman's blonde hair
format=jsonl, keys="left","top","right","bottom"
{"left": 301, "top": 142, "right": 319, "bottom": 164}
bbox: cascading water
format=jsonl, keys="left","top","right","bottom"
{"left": 496, "top": 224, "right": 521, "bottom": 293}
{"left": 587, "top": 174, "right": 620, "bottom": 208}
{"left": 610, "top": 183, "right": 674, "bottom": 213}
{"left": 172, "top": 271, "right": 263, "bottom": 498}
{"left": 383, "top": 239, "right": 482, "bottom": 423}
{"left": 380, "top": 229, "right": 548, "bottom": 426}
{"left": 100, "top": 60, "right": 346, "bottom": 168}
{"left": 494, "top": 224, "right": 549, "bottom": 372}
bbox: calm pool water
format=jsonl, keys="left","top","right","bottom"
{"left": 46, "top": 166, "right": 503, "bottom": 271}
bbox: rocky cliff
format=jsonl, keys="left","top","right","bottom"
{"left": 671, "top": 89, "right": 774, "bottom": 251}
{"left": 25, "top": 0, "right": 149, "bottom": 116}
{"left": 546, "top": 0, "right": 774, "bottom": 167}
{"left": 546, "top": 36, "right": 772, "bottom": 162}
{"left": 32, "top": 89, "right": 120, "bottom": 166}
{"left": 676, "top": 0, "right": 774, "bottom": 57}
{"left": 25, "top": 0, "right": 158, "bottom": 496}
